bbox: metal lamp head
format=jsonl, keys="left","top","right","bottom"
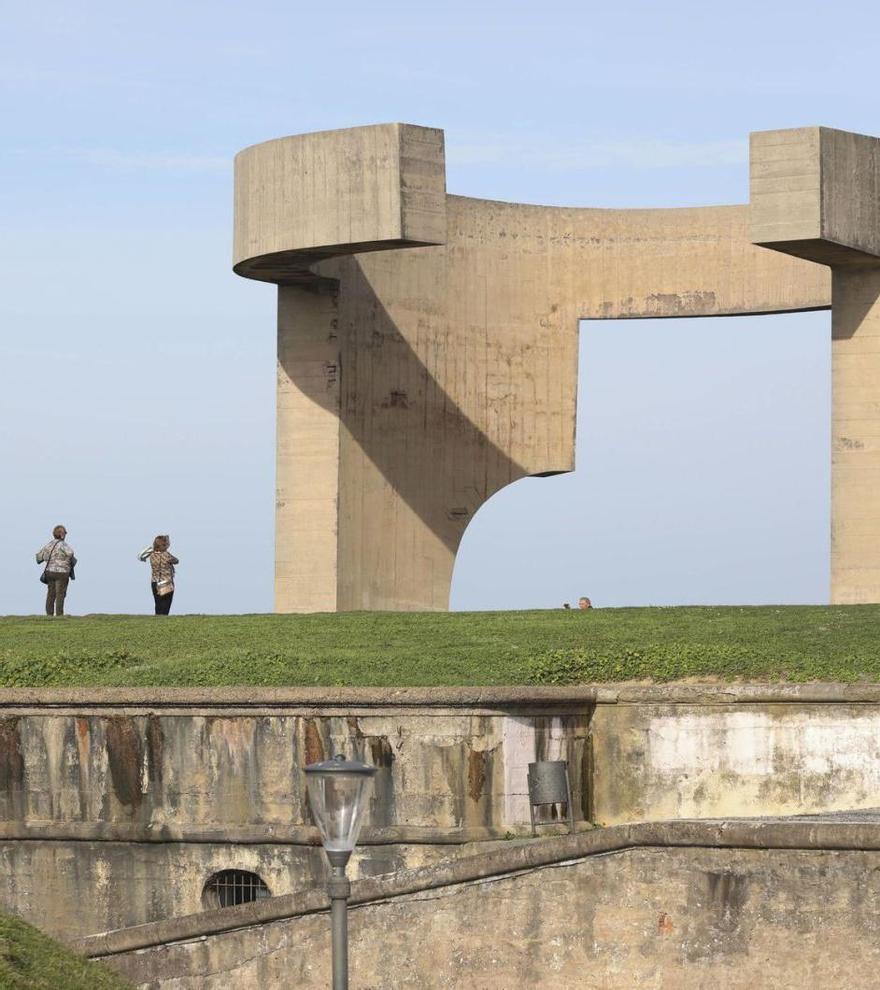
{"left": 304, "top": 754, "right": 377, "bottom": 857}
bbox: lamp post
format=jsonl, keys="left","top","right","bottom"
{"left": 304, "top": 754, "right": 377, "bottom": 990}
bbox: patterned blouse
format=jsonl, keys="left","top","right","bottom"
{"left": 36, "top": 540, "right": 76, "bottom": 575}
{"left": 138, "top": 548, "right": 179, "bottom": 584}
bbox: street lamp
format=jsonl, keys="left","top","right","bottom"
{"left": 304, "top": 754, "right": 377, "bottom": 990}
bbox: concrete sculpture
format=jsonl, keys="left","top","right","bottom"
{"left": 233, "top": 124, "right": 880, "bottom": 611}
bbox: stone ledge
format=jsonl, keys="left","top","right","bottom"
{"left": 5, "top": 682, "right": 880, "bottom": 712}
{"left": 76, "top": 814, "right": 880, "bottom": 959}
{"left": 0, "top": 821, "right": 588, "bottom": 846}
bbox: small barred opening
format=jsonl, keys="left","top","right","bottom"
{"left": 202, "top": 870, "right": 271, "bottom": 909}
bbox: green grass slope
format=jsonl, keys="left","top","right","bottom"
{"left": 0, "top": 913, "right": 130, "bottom": 989}
{"left": 0, "top": 605, "right": 877, "bottom": 687}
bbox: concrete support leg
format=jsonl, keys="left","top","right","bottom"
{"left": 751, "top": 126, "right": 880, "bottom": 604}
{"left": 832, "top": 267, "right": 880, "bottom": 604}
{"left": 275, "top": 284, "right": 341, "bottom": 613}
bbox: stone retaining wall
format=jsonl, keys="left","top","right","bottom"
{"left": 81, "top": 816, "right": 880, "bottom": 989}
{"left": 4, "top": 685, "right": 880, "bottom": 938}
{"left": 0, "top": 688, "right": 591, "bottom": 937}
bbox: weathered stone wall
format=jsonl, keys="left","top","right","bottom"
{"left": 591, "top": 695, "right": 880, "bottom": 823}
{"left": 0, "top": 838, "right": 504, "bottom": 941}
{"left": 0, "top": 689, "right": 591, "bottom": 936}
{"left": 6, "top": 685, "right": 880, "bottom": 940}
{"left": 0, "top": 700, "right": 590, "bottom": 833}
{"left": 86, "top": 818, "right": 880, "bottom": 989}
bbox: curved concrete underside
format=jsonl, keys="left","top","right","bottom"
{"left": 233, "top": 123, "right": 880, "bottom": 611}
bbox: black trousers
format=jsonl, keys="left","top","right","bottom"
{"left": 151, "top": 582, "right": 174, "bottom": 616}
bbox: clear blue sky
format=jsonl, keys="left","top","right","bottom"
{"left": 1, "top": 0, "right": 874, "bottom": 614}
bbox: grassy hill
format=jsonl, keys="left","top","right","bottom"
{"left": 0, "top": 605, "right": 876, "bottom": 687}
{"left": 0, "top": 912, "right": 130, "bottom": 989}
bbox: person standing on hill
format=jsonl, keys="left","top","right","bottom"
{"left": 138, "top": 535, "right": 179, "bottom": 616}
{"left": 36, "top": 525, "right": 77, "bottom": 616}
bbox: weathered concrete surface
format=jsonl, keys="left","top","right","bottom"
{"left": 591, "top": 701, "right": 880, "bottom": 824}
{"left": 8, "top": 686, "right": 880, "bottom": 938}
{"left": 831, "top": 266, "right": 880, "bottom": 603}
{"left": 0, "top": 690, "right": 589, "bottom": 935}
{"left": 1, "top": 837, "right": 523, "bottom": 941}
{"left": 7, "top": 682, "right": 880, "bottom": 707}
{"left": 234, "top": 123, "right": 449, "bottom": 612}
{"left": 85, "top": 816, "right": 880, "bottom": 989}
{"left": 751, "top": 127, "right": 880, "bottom": 265}
{"left": 751, "top": 126, "right": 880, "bottom": 603}
{"left": 234, "top": 122, "right": 832, "bottom": 612}
{"left": 233, "top": 123, "right": 446, "bottom": 283}
{"left": 0, "top": 707, "right": 589, "bottom": 831}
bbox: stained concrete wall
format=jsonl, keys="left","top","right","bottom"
{"left": 0, "top": 699, "right": 590, "bottom": 833}
{"left": 590, "top": 697, "right": 880, "bottom": 824}
{"left": 85, "top": 818, "right": 880, "bottom": 989}
{"left": 0, "top": 837, "right": 503, "bottom": 941}
{"left": 6, "top": 686, "right": 880, "bottom": 939}
{"left": 0, "top": 688, "right": 591, "bottom": 936}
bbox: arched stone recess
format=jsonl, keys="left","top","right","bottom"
{"left": 233, "top": 121, "right": 880, "bottom": 613}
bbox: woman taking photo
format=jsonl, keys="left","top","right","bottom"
{"left": 138, "top": 535, "right": 179, "bottom": 615}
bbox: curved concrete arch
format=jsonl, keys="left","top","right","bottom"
{"left": 447, "top": 470, "right": 562, "bottom": 611}
{"left": 234, "top": 123, "right": 880, "bottom": 611}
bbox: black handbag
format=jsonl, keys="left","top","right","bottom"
{"left": 39, "top": 540, "right": 60, "bottom": 584}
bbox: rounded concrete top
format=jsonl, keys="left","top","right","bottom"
{"left": 233, "top": 123, "right": 447, "bottom": 282}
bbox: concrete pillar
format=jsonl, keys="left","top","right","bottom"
{"left": 233, "top": 124, "right": 448, "bottom": 612}
{"left": 832, "top": 268, "right": 880, "bottom": 603}
{"left": 275, "top": 284, "right": 340, "bottom": 612}
{"left": 751, "top": 125, "right": 880, "bottom": 604}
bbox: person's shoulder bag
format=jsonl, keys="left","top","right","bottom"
{"left": 39, "top": 541, "right": 59, "bottom": 584}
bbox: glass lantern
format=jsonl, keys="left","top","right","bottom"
{"left": 304, "top": 754, "right": 377, "bottom": 853}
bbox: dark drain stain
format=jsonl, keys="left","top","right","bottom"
{"left": 104, "top": 718, "right": 144, "bottom": 814}
{"left": 0, "top": 718, "right": 24, "bottom": 816}
{"left": 303, "top": 719, "right": 325, "bottom": 765}
{"left": 468, "top": 749, "right": 487, "bottom": 803}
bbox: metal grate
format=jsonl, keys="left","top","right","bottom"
{"left": 202, "top": 870, "right": 271, "bottom": 910}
